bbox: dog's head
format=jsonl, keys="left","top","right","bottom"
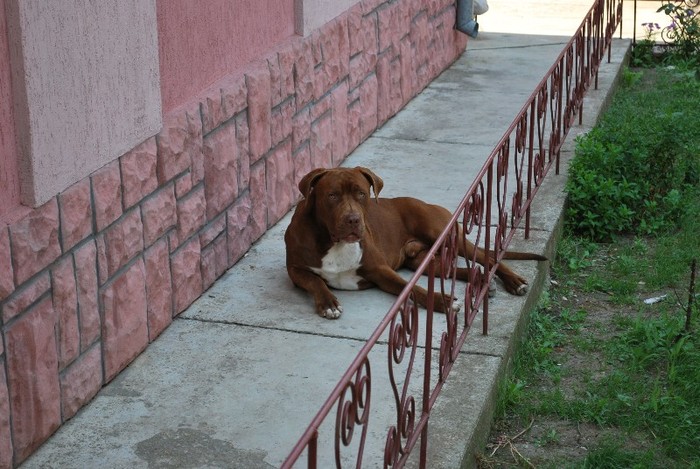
{"left": 298, "top": 167, "right": 383, "bottom": 243}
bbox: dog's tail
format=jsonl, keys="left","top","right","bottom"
{"left": 500, "top": 251, "right": 547, "bottom": 261}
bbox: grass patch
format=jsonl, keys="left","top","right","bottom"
{"left": 491, "top": 238, "right": 700, "bottom": 466}
{"left": 483, "top": 66, "right": 700, "bottom": 468}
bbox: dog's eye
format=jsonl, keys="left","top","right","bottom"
{"left": 328, "top": 193, "right": 338, "bottom": 201}
{"left": 357, "top": 191, "right": 366, "bottom": 199}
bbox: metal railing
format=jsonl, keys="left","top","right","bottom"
{"left": 283, "top": 0, "right": 623, "bottom": 466}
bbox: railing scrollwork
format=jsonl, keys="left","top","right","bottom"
{"left": 384, "top": 293, "right": 419, "bottom": 467}
{"left": 335, "top": 358, "right": 372, "bottom": 467}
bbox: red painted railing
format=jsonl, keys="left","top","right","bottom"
{"left": 283, "top": 0, "right": 623, "bottom": 467}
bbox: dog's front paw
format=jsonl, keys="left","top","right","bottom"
{"left": 320, "top": 304, "right": 343, "bottom": 319}
{"left": 315, "top": 293, "right": 343, "bottom": 319}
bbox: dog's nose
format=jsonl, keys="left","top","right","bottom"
{"left": 344, "top": 213, "right": 360, "bottom": 228}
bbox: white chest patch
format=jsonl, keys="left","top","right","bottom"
{"left": 311, "top": 242, "right": 364, "bottom": 290}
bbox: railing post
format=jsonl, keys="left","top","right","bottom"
{"left": 483, "top": 162, "right": 493, "bottom": 336}
{"left": 308, "top": 431, "right": 317, "bottom": 469}
{"left": 420, "top": 260, "right": 436, "bottom": 468}
{"left": 526, "top": 100, "right": 536, "bottom": 240}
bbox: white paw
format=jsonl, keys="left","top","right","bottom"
{"left": 450, "top": 300, "right": 462, "bottom": 313}
{"left": 488, "top": 282, "right": 497, "bottom": 298}
{"left": 516, "top": 284, "right": 528, "bottom": 296}
{"left": 321, "top": 305, "right": 343, "bottom": 319}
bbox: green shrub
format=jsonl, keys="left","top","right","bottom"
{"left": 657, "top": 2, "right": 700, "bottom": 66}
{"left": 630, "top": 38, "right": 657, "bottom": 68}
{"left": 565, "top": 68, "right": 700, "bottom": 240}
{"left": 638, "top": 3, "right": 700, "bottom": 69}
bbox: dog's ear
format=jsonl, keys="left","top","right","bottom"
{"left": 356, "top": 167, "right": 383, "bottom": 200}
{"left": 298, "top": 168, "right": 328, "bottom": 198}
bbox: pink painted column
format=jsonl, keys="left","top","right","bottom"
{"left": 0, "top": 0, "right": 20, "bottom": 221}
{"left": 4, "top": 0, "right": 162, "bottom": 208}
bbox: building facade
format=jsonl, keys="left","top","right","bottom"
{"left": 0, "top": 0, "right": 468, "bottom": 466}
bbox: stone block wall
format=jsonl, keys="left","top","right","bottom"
{"left": 0, "top": 0, "right": 467, "bottom": 466}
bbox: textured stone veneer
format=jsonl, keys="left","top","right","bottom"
{"left": 0, "top": 0, "right": 467, "bottom": 466}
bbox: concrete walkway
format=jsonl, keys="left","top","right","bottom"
{"left": 21, "top": 2, "right": 664, "bottom": 468}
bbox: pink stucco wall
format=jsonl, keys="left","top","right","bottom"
{"left": 4, "top": 0, "right": 162, "bottom": 210}
{"left": 157, "top": 0, "right": 296, "bottom": 113}
{"left": 297, "top": 0, "right": 362, "bottom": 35}
{"left": 0, "top": 0, "right": 20, "bottom": 221}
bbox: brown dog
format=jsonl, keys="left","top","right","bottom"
{"left": 284, "top": 167, "right": 546, "bottom": 319}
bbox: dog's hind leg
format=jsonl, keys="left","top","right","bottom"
{"left": 403, "top": 240, "right": 475, "bottom": 283}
